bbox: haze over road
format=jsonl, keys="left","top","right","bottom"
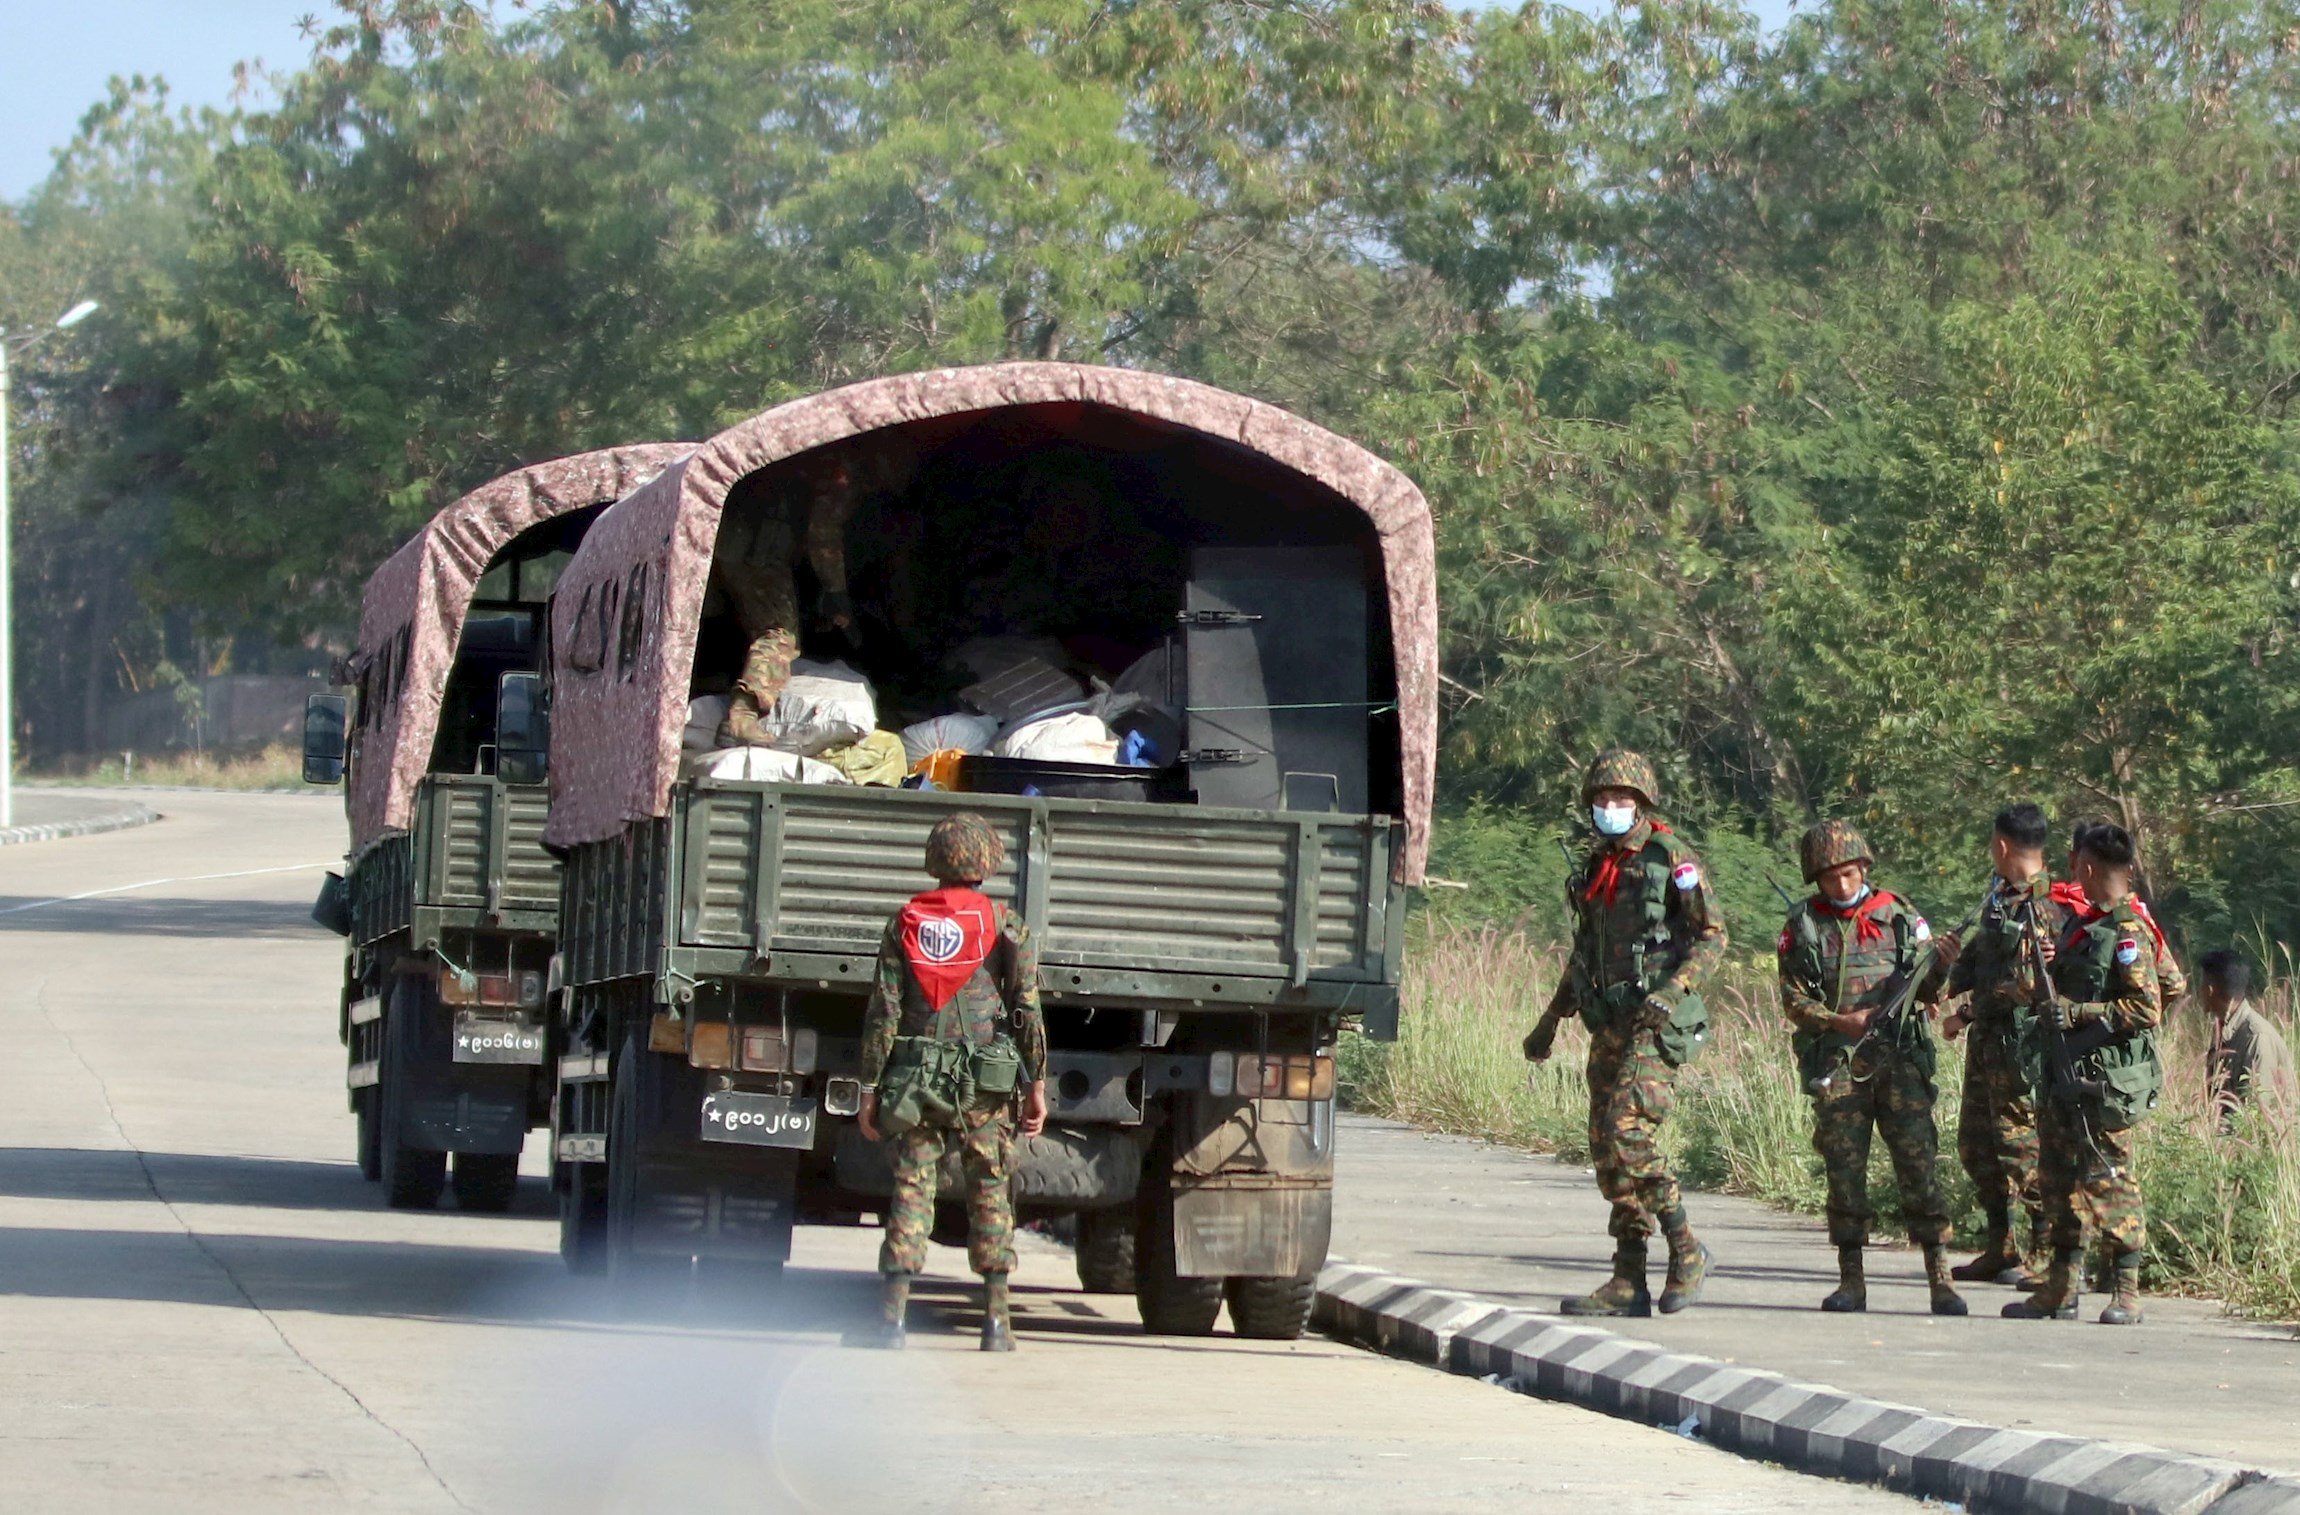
{"left": 0, "top": 790, "right": 1914, "bottom": 1512}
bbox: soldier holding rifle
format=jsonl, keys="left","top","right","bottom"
{"left": 1938, "top": 803, "right": 2061, "bottom": 1288}
{"left": 2004, "top": 822, "right": 2163, "bottom": 1326}
{"left": 1775, "top": 821, "right": 1968, "bottom": 1316}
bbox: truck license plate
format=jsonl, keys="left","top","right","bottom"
{"left": 699, "top": 1092, "right": 818, "bottom": 1150}
{"left": 452, "top": 1011, "right": 546, "bottom": 1065}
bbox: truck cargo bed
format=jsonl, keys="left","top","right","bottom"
{"left": 349, "top": 775, "right": 559, "bottom": 945}
{"left": 562, "top": 783, "right": 1403, "bottom": 1016}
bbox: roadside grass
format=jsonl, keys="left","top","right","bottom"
{"left": 26, "top": 744, "right": 312, "bottom": 791}
{"left": 1344, "top": 920, "right": 2300, "bottom": 1320}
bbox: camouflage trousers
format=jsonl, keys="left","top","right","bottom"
{"left": 879, "top": 1099, "right": 1017, "bottom": 1277}
{"left": 1810, "top": 1047, "right": 1951, "bottom": 1248}
{"left": 2038, "top": 1096, "right": 2144, "bottom": 1256}
{"left": 1955, "top": 1019, "right": 2040, "bottom": 1231}
{"left": 1586, "top": 1021, "right": 1682, "bottom": 1244}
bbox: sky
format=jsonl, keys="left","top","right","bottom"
{"left": 1, "top": 0, "right": 1801, "bottom": 203}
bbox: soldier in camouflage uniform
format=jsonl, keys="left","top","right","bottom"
{"left": 1525, "top": 750, "right": 1727, "bottom": 1317}
{"left": 1938, "top": 803, "right": 2061, "bottom": 1288}
{"left": 2005, "top": 823, "right": 2163, "bottom": 1326}
{"left": 848, "top": 813, "right": 1049, "bottom": 1351}
{"left": 1778, "top": 821, "right": 1966, "bottom": 1316}
{"left": 712, "top": 442, "right": 916, "bottom": 747}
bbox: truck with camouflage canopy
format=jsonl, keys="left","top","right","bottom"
{"left": 302, "top": 445, "right": 689, "bottom": 1209}
{"left": 542, "top": 364, "right": 1435, "bottom": 1339}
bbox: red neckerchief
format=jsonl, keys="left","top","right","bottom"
{"left": 1813, "top": 887, "right": 1895, "bottom": 946}
{"left": 2054, "top": 881, "right": 2167, "bottom": 954}
{"left": 898, "top": 887, "right": 997, "bottom": 1011}
{"left": 1586, "top": 821, "right": 1670, "bottom": 906}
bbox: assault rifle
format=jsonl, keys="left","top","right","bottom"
{"left": 1817, "top": 903, "right": 1980, "bottom": 1088}
{"left": 2017, "top": 893, "right": 2111, "bottom": 1101}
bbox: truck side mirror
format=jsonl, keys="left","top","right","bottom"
{"left": 302, "top": 693, "right": 349, "bottom": 785}
{"left": 497, "top": 671, "right": 550, "bottom": 785}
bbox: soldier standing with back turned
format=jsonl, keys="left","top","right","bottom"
{"left": 1777, "top": 821, "right": 1966, "bottom": 1316}
{"left": 1938, "top": 803, "right": 2061, "bottom": 1288}
{"left": 847, "top": 813, "right": 1050, "bottom": 1351}
{"left": 1524, "top": 750, "right": 1725, "bottom": 1317}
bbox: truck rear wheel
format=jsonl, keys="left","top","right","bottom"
{"left": 560, "top": 1163, "right": 608, "bottom": 1275}
{"left": 1075, "top": 1206, "right": 1136, "bottom": 1294}
{"left": 452, "top": 1151, "right": 521, "bottom": 1213}
{"left": 1135, "top": 1172, "right": 1222, "bottom": 1336}
{"left": 379, "top": 983, "right": 447, "bottom": 1209}
{"left": 355, "top": 1088, "right": 381, "bottom": 1183}
{"left": 1225, "top": 1275, "right": 1317, "bottom": 1340}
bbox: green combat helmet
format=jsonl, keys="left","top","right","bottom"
{"left": 1799, "top": 819, "right": 1873, "bottom": 883}
{"left": 1582, "top": 749, "right": 1660, "bottom": 807}
{"left": 926, "top": 812, "right": 1006, "bottom": 884}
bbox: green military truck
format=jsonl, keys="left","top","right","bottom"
{"left": 542, "top": 364, "right": 1435, "bottom": 1337}
{"left": 302, "top": 445, "right": 689, "bottom": 1209}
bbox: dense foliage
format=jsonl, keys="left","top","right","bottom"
{"left": 10, "top": 0, "right": 2300, "bottom": 949}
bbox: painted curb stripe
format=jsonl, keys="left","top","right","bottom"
{"left": 1315, "top": 1261, "right": 2291, "bottom": 1514}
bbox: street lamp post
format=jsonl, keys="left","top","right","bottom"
{"left": 0, "top": 298, "right": 100, "bottom": 829}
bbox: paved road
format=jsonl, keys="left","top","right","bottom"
{"left": 0, "top": 791, "right": 1914, "bottom": 1513}
{"left": 1332, "top": 1113, "right": 2300, "bottom": 1470}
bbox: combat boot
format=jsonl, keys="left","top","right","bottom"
{"left": 843, "top": 1272, "right": 910, "bottom": 1349}
{"left": 980, "top": 1272, "right": 1016, "bottom": 1352}
{"left": 2001, "top": 1246, "right": 2081, "bottom": 1320}
{"left": 1821, "top": 1244, "right": 1867, "bottom": 1313}
{"left": 1561, "top": 1240, "right": 1651, "bottom": 1317}
{"left": 1950, "top": 1207, "right": 2019, "bottom": 1283}
{"left": 1657, "top": 1207, "right": 1711, "bottom": 1315}
{"left": 2098, "top": 1254, "right": 2145, "bottom": 1326}
{"left": 1924, "top": 1244, "right": 1968, "bottom": 1317}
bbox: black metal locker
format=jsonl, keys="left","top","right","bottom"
{"left": 1182, "top": 546, "right": 1370, "bottom": 815}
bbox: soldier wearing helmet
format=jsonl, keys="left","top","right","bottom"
{"left": 1524, "top": 749, "right": 1726, "bottom": 1318}
{"left": 1778, "top": 819, "right": 1965, "bottom": 1316}
{"left": 849, "top": 811, "right": 1048, "bottom": 1352}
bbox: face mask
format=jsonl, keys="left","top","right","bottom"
{"left": 1591, "top": 802, "right": 1638, "bottom": 837}
{"left": 1826, "top": 882, "right": 1871, "bottom": 909}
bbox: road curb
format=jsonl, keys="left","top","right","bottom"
{"left": 0, "top": 802, "right": 162, "bottom": 847}
{"left": 1314, "top": 1261, "right": 2298, "bottom": 1515}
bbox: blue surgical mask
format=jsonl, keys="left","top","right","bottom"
{"left": 1591, "top": 802, "right": 1638, "bottom": 837}
{"left": 1826, "top": 882, "right": 1872, "bottom": 909}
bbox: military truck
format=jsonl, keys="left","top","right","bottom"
{"left": 302, "top": 445, "right": 689, "bottom": 1209}
{"left": 542, "top": 364, "right": 1434, "bottom": 1338}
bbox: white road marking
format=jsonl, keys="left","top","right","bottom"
{"left": 0, "top": 861, "right": 334, "bottom": 916}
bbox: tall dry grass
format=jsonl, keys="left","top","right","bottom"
{"left": 29, "top": 743, "right": 310, "bottom": 791}
{"left": 1345, "top": 920, "right": 2300, "bottom": 1319}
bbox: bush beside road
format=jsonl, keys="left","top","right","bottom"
{"left": 1345, "top": 921, "right": 2300, "bottom": 1321}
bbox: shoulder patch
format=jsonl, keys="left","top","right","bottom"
{"left": 1777, "top": 925, "right": 1794, "bottom": 956}
{"left": 1671, "top": 860, "right": 1702, "bottom": 892}
{"left": 1912, "top": 916, "right": 1932, "bottom": 942}
{"left": 2114, "top": 937, "right": 2142, "bottom": 967}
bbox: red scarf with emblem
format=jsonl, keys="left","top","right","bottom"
{"left": 1814, "top": 887, "right": 1896, "bottom": 946}
{"left": 2052, "top": 880, "right": 2167, "bottom": 954}
{"left": 898, "top": 887, "right": 998, "bottom": 1011}
{"left": 1586, "top": 821, "right": 1672, "bottom": 907}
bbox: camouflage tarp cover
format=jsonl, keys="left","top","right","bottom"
{"left": 544, "top": 364, "right": 1438, "bottom": 883}
{"left": 348, "top": 444, "right": 691, "bottom": 849}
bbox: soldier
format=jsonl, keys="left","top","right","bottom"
{"left": 2004, "top": 822, "right": 2163, "bottom": 1326}
{"left": 847, "top": 812, "right": 1050, "bottom": 1351}
{"left": 1778, "top": 821, "right": 1966, "bottom": 1315}
{"left": 1938, "top": 803, "right": 2059, "bottom": 1288}
{"left": 1523, "top": 750, "right": 1726, "bottom": 1317}
{"left": 713, "top": 442, "right": 916, "bottom": 747}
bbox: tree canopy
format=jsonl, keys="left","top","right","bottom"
{"left": 9, "top": 0, "right": 2300, "bottom": 947}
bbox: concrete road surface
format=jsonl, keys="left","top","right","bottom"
{"left": 0, "top": 791, "right": 1914, "bottom": 1513}
{"left": 1333, "top": 1114, "right": 2300, "bottom": 1471}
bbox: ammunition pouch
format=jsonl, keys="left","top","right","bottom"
{"left": 874, "top": 1035, "right": 1021, "bottom": 1138}
{"left": 2080, "top": 1031, "right": 2163, "bottom": 1131}
{"left": 1651, "top": 987, "right": 1709, "bottom": 1069}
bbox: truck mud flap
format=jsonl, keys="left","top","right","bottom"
{"left": 1171, "top": 1182, "right": 1331, "bottom": 1279}
{"left": 830, "top": 1124, "right": 1143, "bottom": 1210}
{"left": 399, "top": 1066, "right": 530, "bottom": 1155}
{"left": 624, "top": 1148, "right": 799, "bottom": 1264}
